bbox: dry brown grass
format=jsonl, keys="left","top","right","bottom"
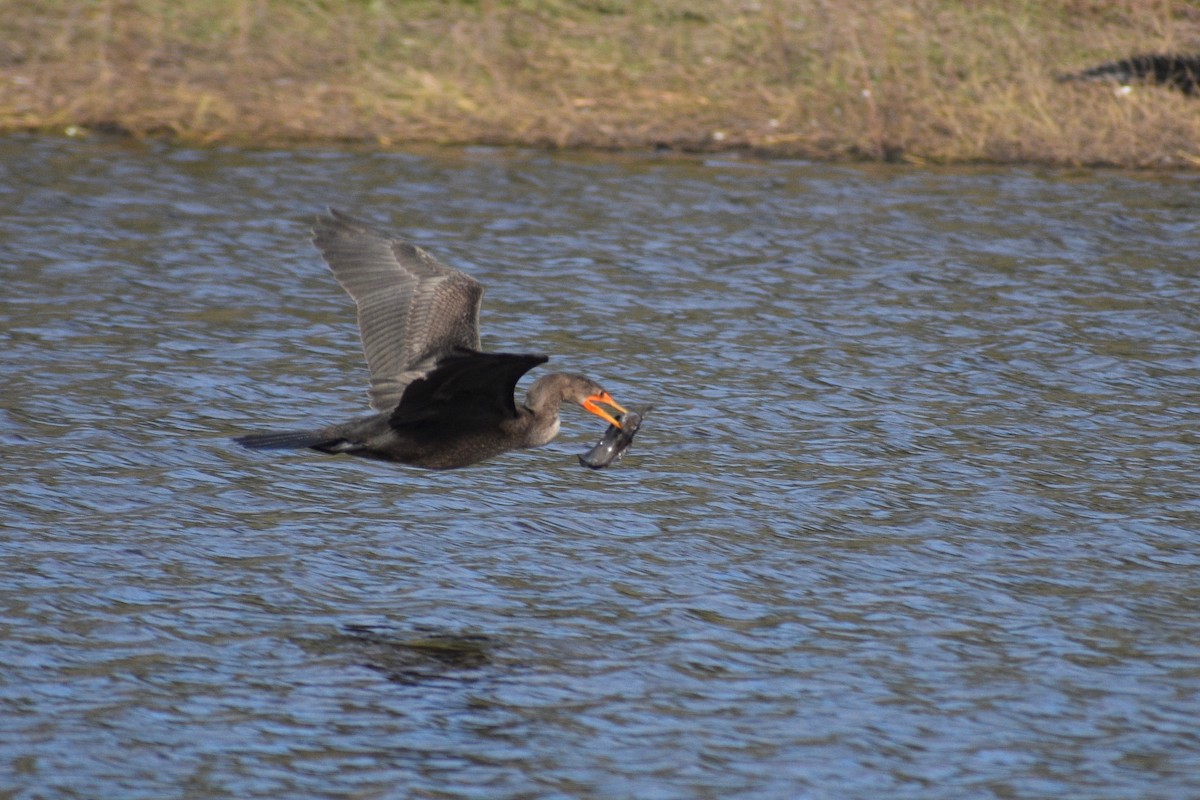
{"left": 2, "top": 0, "right": 1199, "bottom": 166}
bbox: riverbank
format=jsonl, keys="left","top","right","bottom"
{"left": 3, "top": 0, "right": 1199, "bottom": 167}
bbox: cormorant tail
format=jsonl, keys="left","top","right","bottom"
{"left": 234, "top": 429, "right": 338, "bottom": 451}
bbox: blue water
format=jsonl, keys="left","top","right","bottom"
{"left": 2, "top": 135, "right": 1198, "bottom": 799}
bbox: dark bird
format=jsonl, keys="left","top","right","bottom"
{"left": 234, "top": 209, "right": 627, "bottom": 470}
{"left": 1058, "top": 53, "right": 1200, "bottom": 96}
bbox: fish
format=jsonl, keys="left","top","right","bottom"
{"left": 578, "top": 405, "right": 651, "bottom": 469}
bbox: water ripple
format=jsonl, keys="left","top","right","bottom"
{"left": 2, "top": 136, "right": 1198, "bottom": 799}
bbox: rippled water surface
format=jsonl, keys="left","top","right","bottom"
{"left": 2, "top": 135, "right": 1198, "bottom": 799}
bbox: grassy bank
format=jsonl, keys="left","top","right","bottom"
{"left": 3, "top": 0, "right": 1199, "bottom": 167}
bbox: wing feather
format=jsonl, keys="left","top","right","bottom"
{"left": 311, "top": 209, "right": 483, "bottom": 411}
{"left": 389, "top": 351, "right": 548, "bottom": 431}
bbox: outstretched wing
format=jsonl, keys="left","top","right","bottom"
{"left": 389, "top": 350, "right": 548, "bottom": 433}
{"left": 312, "top": 209, "right": 484, "bottom": 411}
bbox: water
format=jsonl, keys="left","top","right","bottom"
{"left": 2, "top": 134, "right": 1198, "bottom": 799}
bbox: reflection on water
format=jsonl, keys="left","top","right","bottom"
{"left": 330, "top": 625, "right": 492, "bottom": 684}
{"left": 2, "top": 134, "right": 1199, "bottom": 799}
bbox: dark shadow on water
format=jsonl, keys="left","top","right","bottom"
{"left": 333, "top": 624, "right": 493, "bottom": 685}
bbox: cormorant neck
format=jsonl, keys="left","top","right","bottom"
{"left": 521, "top": 374, "right": 571, "bottom": 446}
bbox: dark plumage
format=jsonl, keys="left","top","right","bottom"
{"left": 235, "top": 209, "right": 626, "bottom": 470}
{"left": 1058, "top": 54, "right": 1200, "bottom": 95}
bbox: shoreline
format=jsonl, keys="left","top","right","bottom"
{"left": 30, "top": 124, "right": 1198, "bottom": 174}
{"left": 4, "top": 1, "right": 1199, "bottom": 169}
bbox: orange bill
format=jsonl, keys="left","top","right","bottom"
{"left": 582, "top": 391, "right": 627, "bottom": 428}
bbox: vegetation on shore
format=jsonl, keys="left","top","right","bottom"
{"left": 3, "top": 0, "right": 1199, "bottom": 167}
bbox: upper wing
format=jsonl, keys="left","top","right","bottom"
{"left": 389, "top": 350, "right": 549, "bottom": 432}
{"left": 312, "top": 209, "right": 484, "bottom": 411}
